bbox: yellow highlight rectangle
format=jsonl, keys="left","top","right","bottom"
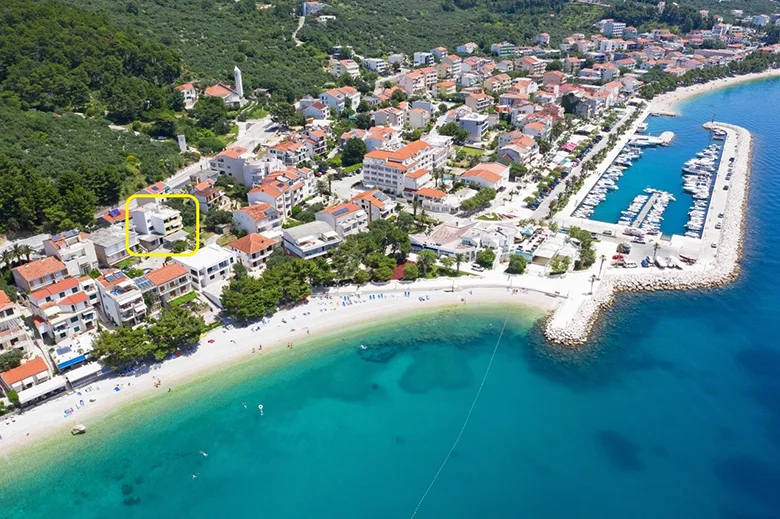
{"left": 125, "top": 194, "right": 200, "bottom": 258}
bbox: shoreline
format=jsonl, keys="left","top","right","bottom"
{"left": 544, "top": 122, "right": 751, "bottom": 345}
{"left": 648, "top": 68, "right": 780, "bottom": 116}
{"left": 0, "top": 286, "right": 557, "bottom": 457}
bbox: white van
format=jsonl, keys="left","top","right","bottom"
{"left": 624, "top": 261, "right": 638, "bottom": 268}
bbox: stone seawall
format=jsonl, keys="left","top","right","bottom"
{"left": 544, "top": 122, "right": 751, "bottom": 345}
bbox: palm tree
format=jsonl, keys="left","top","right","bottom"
{"left": 455, "top": 253, "right": 464, "bottom": 274}
{"left": 590, "top": 274, "right": 597, "bottom": 294}
{"left": 412, "top": 199, "right": 421, "bottom": 219}
{"left": 1, "top": 249, "right": 14, "bottom": 269}
{"left": 598, "top": 254, "right": 606, "bottom": 279}
{"left": 18, "top": 244, "right": 32, "bottom": 263}
{"left": 653, "top": 242, "right": 660, "bottom": 260}
{"left": 11, "top": 244, "right": 23, "bottom": 266}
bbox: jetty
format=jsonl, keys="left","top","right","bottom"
{"left": 633, "top": 192, "right": 661, "bottom": 228}
{"left": 630, "top": 131, "right": 675, "bottom": 147}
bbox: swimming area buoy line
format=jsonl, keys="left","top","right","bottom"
{"left": 410, "top": 312, "right": 511, "bottom": 518}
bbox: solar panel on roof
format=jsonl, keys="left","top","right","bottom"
{"left": 375, "top": 192, "right": 389, "bottom": 201}
{"left": 134, "top": 276, "right": 154, "bottom": 291}
{"left": 64, "top": 230, "right": 79, "bottom": 238}
{"left": 332, "top": 207, "right": 350, "bottom": 217}
{"left": 109, "top": 209, "right": 121, "bottom": 217}
{"left": 105, "top": 271, "right": 125, "bottom": 283}
{"left": 51, "top": 233, "right": 63, "bottom": 241}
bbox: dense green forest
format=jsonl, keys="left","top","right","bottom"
{"left": 0, "top": 0, "right": 182, "bottom": 120}
{"left": 0, "top": 0, "right": 192, "bottom": 236}
{"left": 62, "top": 0, "right": 330, "bottom": 103}
{"left": 300, "top": 0, "right": 604, "bottom": 57}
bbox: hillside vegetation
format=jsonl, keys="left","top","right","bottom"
{"left": 0, "top": 0, "right": 189, "bottom": 235}
{"left": 61, "top": 0, "right": 330, "bottom": 102}
{"left": 300, "top": 0, "right": 604, "bottom": 56}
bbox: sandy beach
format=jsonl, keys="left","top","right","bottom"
{"left": 649, "top": 68, "right": 780, "bottom": 115}
{"left": 0, "top": 284, "right": 558, "bottom": 455}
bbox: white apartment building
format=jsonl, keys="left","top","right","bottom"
{"left": 173, "top": 244, "right": 236, "bottom": 291}
{"left": 282, "top": 221, "right": 342, "bottom": 259}
{"left": 351, "top": 190, "right": 395, "bottom": 223}
{"left": 315, "top": 203, "right": 369, "bottom": 237}
{"left": 362, "top": 140, "right": 435, "bottom": 195}
{"left": 43, "top": 230, "right": 99, "bottom": 277}
{"left": 456, "top": 112, "right": 489, "bottom": 143}
{"left": 0, "top": 291, "right": 33, "bottom": 353}
{"left": 89, "top": 226, "right": 141, "bottom": 267}
{"left": 232, "top": 203, "right": 283, "bottom": 234}
{"left": 131, "top": 203, "right": 184, "bottom": 250}
{"left": 329, "top": 58, "right": 360, "bottom": 78}
{"left": 319, "top": 86, "right": 361, "bottom": 113}
{"left": 362, "top": 58, "right": 388, "bottom": 73}
{"left": 247, "top": 168, "right": 315, "bottom": 219}
{"left": 29, "top": 277, "right": 97, "bottom": 344}
{"left": 140, "top": 263, "right": 193, "bottom": 305}
{"left": 97, "top": 270, "right": 147, "bottom": 327}
{"left": 413, "top": 52, "right": 435, "bottom": 66}
{"left": 227, "top": 233, "right": 277, "bottom": 272}
{"left": 603, "top": 21, "right": 626, "bottom": 37}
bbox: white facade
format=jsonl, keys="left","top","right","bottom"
{"left": 96, "top": 271, "right": 147, "bottom": 328}
{"left": 362, "top": 140, "right": 435, "bottom": 195}
{"left": 173, "top": 244, "right": 236, "bottom": 291}
{"left": 282, "top": 221, "right": 342, "bottom": 259}
{"left": 43, "top": 231, "right": 99, "bottom": 277}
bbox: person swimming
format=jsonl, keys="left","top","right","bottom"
{"left": 199, "top": 451, "right": 208, "bottom": 457}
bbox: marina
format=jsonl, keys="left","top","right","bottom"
{"left": 573, "top": 147, "right": 641, "bottom": 220}
{"left": 682, "top": 143, "right": 723, "bottom": 238}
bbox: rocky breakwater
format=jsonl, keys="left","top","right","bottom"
{"left": 544, "top": 123, "right": 752, "bottom": 345}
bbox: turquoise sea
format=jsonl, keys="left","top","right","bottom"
{"left": 3, "top": 78, "right": 780, "bottom": 518}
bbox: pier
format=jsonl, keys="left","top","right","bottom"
{"left": 633, "top": 193, "right": 661, "bottom": 228}
{"left": 630, "top": 131, "right": 675, "bottom": 147}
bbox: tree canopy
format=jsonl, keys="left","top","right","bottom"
{"left": 0, "top": 0, "right": 181, "bottom": 117}
{"left": 91, "top": 307, "right": 205, "bottom": 368}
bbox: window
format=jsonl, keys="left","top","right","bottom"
{"left": 71, "top": 316, "right": 79, "bottom": 323}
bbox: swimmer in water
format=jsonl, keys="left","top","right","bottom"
{"left": 242, "top": 402, "right": 247, "bottom": 409}
{"left": 200, "top": 450, "right": 208, "bottom": 457}
{"left": 192, "top": 474, "right": 198, "bottom": 479}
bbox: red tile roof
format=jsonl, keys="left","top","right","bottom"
{"left": 405, "top": 168, "right": 430, "bottom": 179}
{"left": 146, "top": 264, "right": 188, "bottom": 287}
{"left": 204, "top": 84, "right": 235, "bottom": 97}
{"left": 236, "top": 203, "right": 277, "bottom": 221}
{"left": 416, "top": 187, "right": 446, "bottom": 198}
{"left": 218, "top": 146, "right": 249, "bottom": 159}
{"left": 352, "top": 189, "right": 386, "bottom": 208}
{"left": 318, "top": 202, "right": 362, "bottom": 217}
{"left": 229, "top": 233, "right": 275, "bottom": 255}
{"left": 59, "top": 291, "right": 89, "bottom": 306}
{"left": 1, "top": 357, "right": 48, "bottom": 385}
{"left": 99, "top": 209, "right": 126, "bottom": 225}
{"left": 12, "top": 257, "right": 66, "bottom": 283}
{"left": 30, "top": 277, "right": 81, "bottom": 302}
{"left": 140, "top": 181, "right": 167, "bottom": 195}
